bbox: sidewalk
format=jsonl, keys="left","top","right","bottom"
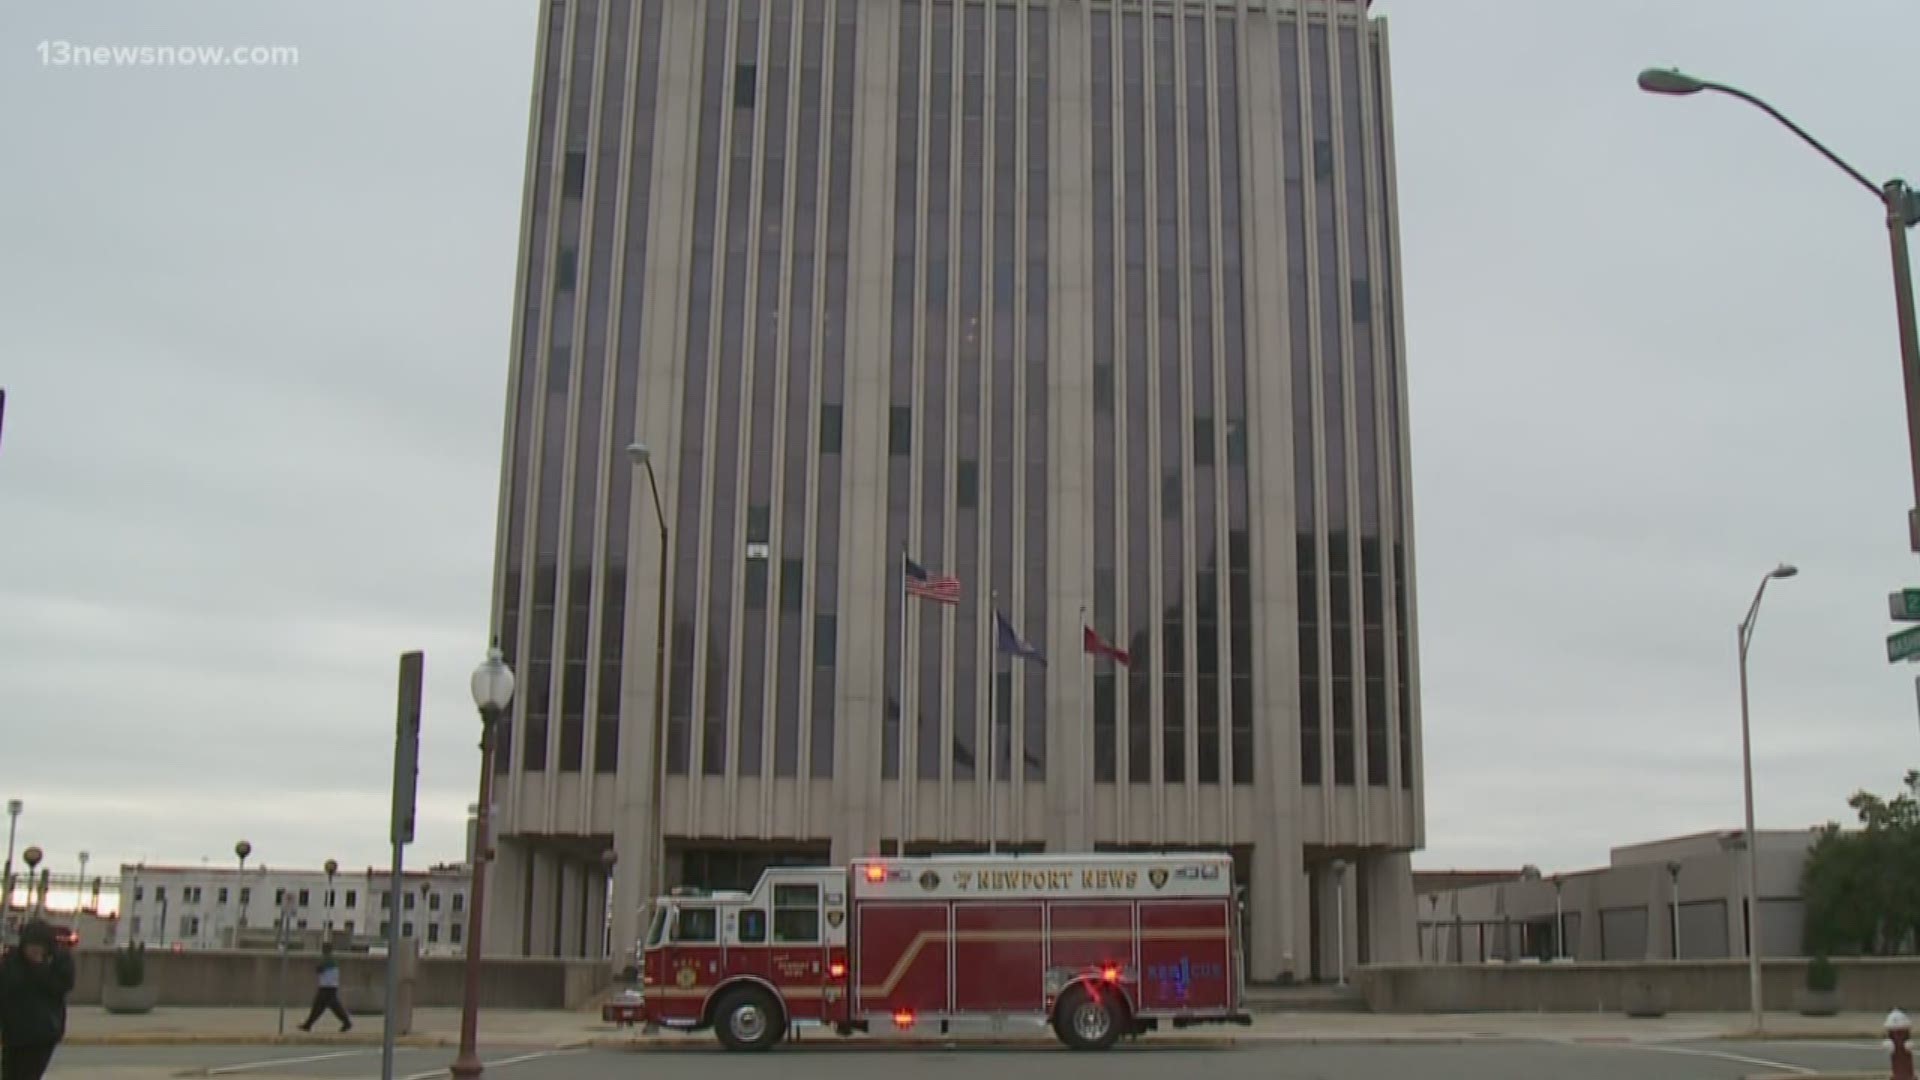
{"left": 59, "top": 1005, "right": 1895, "bottom": 1050}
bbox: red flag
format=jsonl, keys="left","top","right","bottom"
{"left": 1083, "top": 625, "right": 1130, "bottom": 666}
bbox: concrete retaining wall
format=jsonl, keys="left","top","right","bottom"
{"left": 1357, "top": 958, "right": 1920, "bottom": 1013}
{"left": 70, "top": 950, "right": 607, "bottom": 1011}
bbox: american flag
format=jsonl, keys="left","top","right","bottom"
{"left": 904, "top": 556, "right": 961, "bottom": 605}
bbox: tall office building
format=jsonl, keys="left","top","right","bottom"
{"left": 485, "top": 0, "right": 1421, "bottom": 981}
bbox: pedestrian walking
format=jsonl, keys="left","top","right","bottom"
{"left": 0, "top": 919, "right": 74, "bottom": 1080}
{"left": 297, "top": 942, "right": 352, "bottom": 1033}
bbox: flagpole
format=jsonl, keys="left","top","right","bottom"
{"left": 988, "top": 590, "right": 998, "bottom": 856}
{"left": 897, "top": 545, "right": 910, "bottom": 856}
{"left": 1079, "top": 605, "right": 1090, "bottom": 833}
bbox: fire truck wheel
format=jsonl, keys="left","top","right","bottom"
{"left": 1052, "top": 984, "right": 1124, "bottom": 1051}
{"left": 713, "top": 986, "right": 786, "bottom": 1052}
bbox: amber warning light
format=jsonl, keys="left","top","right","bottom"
{"left": 1102, "top": 965, "right": 1120, "bottom": 982}
{"left": 864, "top": 864, "right": 887, "bottom": 882}
{"left": 829, "top": 961, "right": 847, "bottom": 978}
{"left": 893, "top": 1009, "right": 915, "bottom": 1028}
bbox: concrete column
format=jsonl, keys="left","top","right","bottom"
{"left": 588, "top": 867, "right": 611, "bottom": 960}
{"left": 829, "top": 0, "right": 902, "bottom": 864}
{"left": 1312, "top": 862, "right": 1356, "bottom": 983}
{"left": 1362, "top": 852, "right": 1415, "bottom": 963}
{"left": 556, "top": 857, "right": 584, "bottom": 958}
{"left": 609, "top": 0, "right": 706, "bottom": 962}
{"left": 482, "top": 838, "right": 529, "bottom": 956}
{"left": 1249, "top": 841, "right": 1303, "bottom": 982}
{"left": 528, "top": 848, "right": 561, "bottom": 957}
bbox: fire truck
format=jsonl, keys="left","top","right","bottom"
{"left": 613, "top": 852, "right": 1249, "bottom": 1051}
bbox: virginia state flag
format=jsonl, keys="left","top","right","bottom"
{"left": 993, "top": 611, "right": 1047, "bottom": 665}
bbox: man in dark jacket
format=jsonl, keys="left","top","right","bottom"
{"left": 0, "top": 920, "right": 75, "bottom": 1080}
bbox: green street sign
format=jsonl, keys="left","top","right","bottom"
{"left": 1890, "top": 625, "right": 1920, "bottom": 664}
{"left": 1893, "top": 589, "right": 1920, "bottom": 622}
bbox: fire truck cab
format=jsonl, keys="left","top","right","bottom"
{"left": 629, "top": 852, "right": 1248, "bottom": 1051}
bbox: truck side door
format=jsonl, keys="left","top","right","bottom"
{"left": 770, "top": 882, "right": 827, "bottom": 1023}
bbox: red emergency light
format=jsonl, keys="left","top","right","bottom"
{"left": 1102, "top": 964, "right": 1120, "bottom": 982}
{"left": 829, "top": 960, "right": 847, "bottom": 978}
{"left": 893, "top": 1008, "right": 915, "bottom": 1028}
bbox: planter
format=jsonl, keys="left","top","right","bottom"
{"left": 1622, "top": 982, "right": 1669, "bottom": 1019}
{"left": 102, "top": 982, "right": 158, "bottom": 1015}
{"left": 1794, "top": 988, "right": 1841, "bottom": 1017}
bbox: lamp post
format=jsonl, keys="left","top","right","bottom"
{"left": 22, "top": 846, "right": 42, "bottom": 916}
{"left": 626, "top": 441, "right": 672, "bottom": 932}
{"left": 1734, "top": 562, "right": 1798, "bottom": 1032}
{"left": 235, "top": 841, "right": 252, "bottom": 931}
{"left": 1552, "top": 876, "right": 1566, "bottom": 960}
{"left": 78, "top": 852, "right": 89, "bottom": 914}
{"left": 451, "top": 646, "right": 516, "bottom": 1080}
{"left": 1666, "top": 860, "right": 1683, "bottom": 960}
{"left": 599, "top": 849, "right": 617, "bottom": 962}
{"left": 1638, "top": 68, "right": 1920, "bottom": 535}
{"left": 4, "top": 799, "right": 21, "bottom": 917}
{"left": 323, "top": 859, "right": 338, "bottom": 946}
{"left": 1330, "top": 858, "right": 1348, "bottom": 987}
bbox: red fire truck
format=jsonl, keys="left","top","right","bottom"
{"left": 615, "top": 852, "right": 1249, "bottom": 1051}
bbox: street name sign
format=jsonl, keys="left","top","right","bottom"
{"left": 1892, "top": 590, "right": 1920, "bottom": 622}
{"left": 1889, "top": 625, "right": 1920, "bottom": 664}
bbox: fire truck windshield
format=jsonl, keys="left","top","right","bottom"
{"left": 644, "top": 906, "right": 668, "bottom": 948}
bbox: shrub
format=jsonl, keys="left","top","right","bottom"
{"left": 1806, "top": 954, "right": 1838, "bottom": 993}
{"left": 114, "top": 942, "right": 146, "bottom": 987}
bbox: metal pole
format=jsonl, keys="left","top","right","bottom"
{"left": 450, "top": 712, "right": 497, "bottom": 1079}
{"left": 276, "top": 898, "right": 288, "bottom": 1035}
{"left": 1883, "top": 180, "right": 1920, "bottom": 523}
{"left": 4, "top": 802, "right": 19, "bottom": 918}
{"left": 988, "top": 590, "right": 999, "bottom": 855}
{"left": 1554, "top": 886, "right": 1564, "bottom": 959}
{"left": 1670, "top": 866, "right": 1682, "bottom": 960}
{"left": 1334, "top": 873, "right": 1346, "bottom": 987}
{"left": 898, "top": 546, "right": 911, "bottom": 853}
{"left": 1737, "top": 625, "right": 1764, "bottom": 1033}
{"left": 382, "top": 842, "right": 405, "bottom": 1079}
{"left": 648, "top": 470, "right": 671, "bottom": 912}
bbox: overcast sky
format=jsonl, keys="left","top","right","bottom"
{"left": 2, "top": 1, "right": 1916, "bottom": 889}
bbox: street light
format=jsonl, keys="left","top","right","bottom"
{"left": 1638, "top": 67, "right": 1920, "bottom": 534}
{"left": 625, "top": 441, "right": 672, "bottom": 942}
{"left": 235, "top": 841, "right": 252, "bottom": 931}
{"left": 451, "top": 646, "right": 516, "bottom": 1080}
{"left": 78, "top": 852, "right": 90, "bottom": 914}
{"left": 1666, "top": 860, "right": 1682, "bottom": 960}
{"left": 323, "top": 859, "right": 338, "bottom": 946}
{"left": 4, "top": 799, "right": 20, "bottom": 917}
{"left": 1736, "top": 562, "right": 1798, "bottom": 1033}
{"left": 22, "top": 846, "right": 42, "bottom": 916}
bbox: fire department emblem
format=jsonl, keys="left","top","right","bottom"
{"left": 827, "top": 910, "right": 844, "bottom": 928}
{"left": 1148, "top": 868, "right": 1169, "bottom": 890}
{"left": 676, "top": 965, "right": 698, "bottom": 989}
{"left": 919, "top": 870, "right": 942, "bottom": 891}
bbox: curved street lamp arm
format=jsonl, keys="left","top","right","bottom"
{"left": 1699, "top": 80, "right": 1882, "bottom": 200}
{"left": 641, "top": 460, "right": 668, "bottom": 539}
{"left": 1738, "top": 574, "right": 1772, "bottom": 656}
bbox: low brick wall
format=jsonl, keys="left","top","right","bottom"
{"left": 1357, "top": 958, "right": 1920, "bottom": 1014}
{"left": 70, "top": 949, "right": 607, "bottom": 1011}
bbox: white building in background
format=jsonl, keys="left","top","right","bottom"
{"left": 1417, "top": 829, "right": 1821, "bottom": 964}
{"left": 117, "top": 863, "right": 472, "bottom": 957}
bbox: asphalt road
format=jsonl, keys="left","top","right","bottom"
{"left": 45, "top": 1037, "right": 1895, "bottom": 1080}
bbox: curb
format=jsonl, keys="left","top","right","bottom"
{"left": 584, "top": 1033, "right": 1504, "bottom": 1051}
{"left": 64, "top": 1033, "right": 563, "bottom": 1049}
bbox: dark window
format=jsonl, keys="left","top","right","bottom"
{"left": 452, "top": 893, "right": 465, "bottom": 911}
{"left": 780, "top": 558, "right": 805, "bottom": 612}
{"left": 429, "top": 893, "right": 442, "bottom": 911}
{"left": 403, "top": 922, "right": 414, "bottom": 938}
{"left": 746, "top": 560, "right": 769, "bottom": 609}
{"left": 345, "top": 890, "right": 357, "bottom": 907}
{"left": 1163, "top": 473, "right": 1181, "bottom": 518}
{"left": 674, "top": 906, "right": 718, "bottom": 942}
{"left": 298, "top": 889, "right": 309, "bottom": 906}
{"left": 556, "top": 248, "right": 578, "bottom": 291}
{"left": 1225, "top": 420, "right": 1247, "bottom": 466}
{"left": 739, "top": 909, "right": 767, "bottom": 943}
{"left": 217, "top": 887, "right": 229, "bottom": 904}
{"left": 1093, "top": 362, "right": 1115, "bottom": 413}
{"left": 1194, "top": 417, "right": 1215, "bottom": 467}
{"left": 239, "top": 887, "right": 250, "bottom": 904}
{"left": 814, "top": 613, "right": 836, "bottom": 667}
{"left": 595, "top": 717, "right": 619, "bottom": 773}
{"left": 428, "top": 924, "right": 441, "bottom": 943}
{"left": 451, "top": 924, "right": 463, "bottom": 944}
{"left": 820, "top": 404, "right": 843, "bottom": 453}
{"left": 957, "top": 460, "right": 979, "bottom": 509}
{"left": 563, "top": 150, "right": 587, "bottom": 197}
{"left": 404, "top": 893, "right": 416, "bottom": 911}
{"left": 734, "top": 64, "right": 758, "bottom": 108}
{"left": 889, "top": 407, "right": 912, "bottom": 455}
{"left": 1351, "top": 279, "right": 1372, "bottom": 322}
{"left": 773, "top": 883, "right": 820, "bottom": 942}
{"left": 1312, "top": 138, "right": 1334, "bottom": 179}
{"left": 747, "top": 505, "right": 771, "bottom": 543}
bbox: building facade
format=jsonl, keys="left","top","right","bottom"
{"left": 1418, "top": 830, "right": 1821, "bottom": 964}
{"left": 485, "top": 0, "right": 1422, "bottom": 983}
{"left": 117, "top": 864, "right": 471, "bottom": 957}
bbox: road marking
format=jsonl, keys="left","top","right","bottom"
{"left": 1615, "top": 1043, "right": 1817, "bottom": 1075}
{"left": 207, "top": 1048, "right": 370, "bottom": 1074}
{"left": 397, "top": 1048, "right": 585, "bottom": 1080}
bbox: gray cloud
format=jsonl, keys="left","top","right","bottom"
{"left": 3, "top": 0, "right": 1917, "bottom": 887}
